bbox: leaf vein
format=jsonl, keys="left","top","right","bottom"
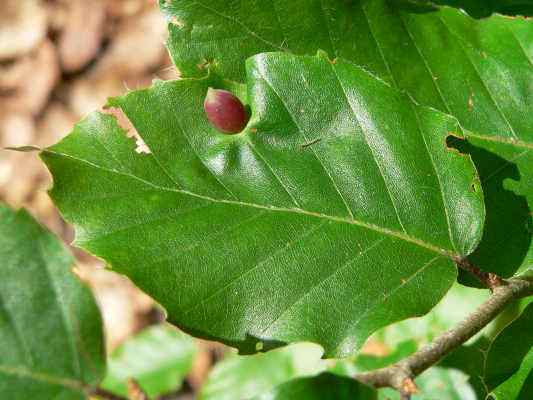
{"left": 328, "top": 62, "right": 408, "bottom": 234}
{"left": 192, "top": 1, "right": 284, "bottom": 51}
{"left": 260, "top": 237, "right": 387, "bottom": 335}
{"left": 255, "top": 74, "right": 356, "bottom": 220}
{"left": 437, "top": 16, "right": 519, "bottom": 140}
{"left": 43, "top": 149, "right": 454, "bottom": 256}
{"left": 183, "top": 219, "right": 329, "bottom": 316}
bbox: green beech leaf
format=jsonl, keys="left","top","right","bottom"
{"left": 100, "top": 324, "right": 196, "bottom": 399}
{"left": 199, "top": 343, "right": 324, "bottom": 400}
{"left": 443, "top": 302, "right": 533, "bottom": 399}
{"left": 0, "top": 204, "right": 105, "bottom": 399}
{"left": 254, "top": 372, "right": 377, "bottom": 400}
{"left": 161, "top": 0, "right": 533, "bottom": 279}
{"left": 42, "top": 52, "right": 484, "bottom": 357}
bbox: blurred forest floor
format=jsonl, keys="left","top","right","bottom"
{"left": 0, "top": 1, "right": 220, "bottom": 396}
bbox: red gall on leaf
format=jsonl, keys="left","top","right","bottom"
{"left": 204, "top": 87, "right": 249, "bottom": 134}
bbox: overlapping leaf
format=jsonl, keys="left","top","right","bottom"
{"left": 254, "top": 373, "right": 377, "bottom": 400}
{"left": 42, "top": 51, "right": 484, "bottom": 357}
{"left": 486, "top": 302, "right": 533, "bottom": 399}
{"left": 161, "top": 0, "right": 533, "bottom": 279}
{"left": 0, "top": 205, "right": 105, "bottom": 399}
{"left": 199, "top": 343, "right": 324, "bottom": 400}
{"left": 101, "top": 324, "right": 196, "bottom": 399}
{"left": 443, "top": 302, "right": 533, "bottom": 399}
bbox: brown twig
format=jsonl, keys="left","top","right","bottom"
{"left": 355, "top": 277, "right": 533, "bottom": 395}
{"left": 90, "top": 388, "right": 128, "bottom": 400}
{"left": 454, "top": 257, "right": 504, "bottom": 290}
{"left": 127, "top": 379, "right": 149, "bottom": 400}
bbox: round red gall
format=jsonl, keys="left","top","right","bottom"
{"left": 204, "top": 88, "right": 249, "bottom": 134}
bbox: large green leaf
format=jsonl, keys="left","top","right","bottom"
{"left": 42, "top": 52, "right": 484, "bottom": 357}
{"left": 0, "top": 204, "right": 105, "bottom": 399}
{"left": 100, "top": 324, "right": 196, "bottom": 399}
{"left": 161, "top": 0, "right": 533, "bottom": 278}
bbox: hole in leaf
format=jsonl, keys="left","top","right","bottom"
{"left": 104, "top": 107, "right": 151, "bottom": 154}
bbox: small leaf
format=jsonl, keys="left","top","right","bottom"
{"left": 0, "top": 204, "right": 105, "bottom": 399}
{"left": 199, "top": 343, "right": 324, "bottom": 400}
{"left": 254, "top": 372, "right": 377, "bottom": 400}
{"left": 100, "top": 324, "right": 197, "bottom": 399}
{"left": 443, "top": 302, "right": 533, "bottom": 399}
{"left": 485, "top": 303, "right": 533, "bottom": 398}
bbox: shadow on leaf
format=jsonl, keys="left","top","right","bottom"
{"left": 446, "top": 136, "right": 532, "bottom": 287}
{"left": 387, "top": 0, "right": 533, "bottom": 18}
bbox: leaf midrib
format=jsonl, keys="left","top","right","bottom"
{"left": 44, "top": 148, "right": 455, "bottom": 257}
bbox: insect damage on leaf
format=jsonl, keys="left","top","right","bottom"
{"left": 204, "top": 87, "right": 249, "bottom": 134}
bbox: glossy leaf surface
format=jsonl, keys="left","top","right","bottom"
{"left": 0, "top": 205, "right": 105, "bottom": 399}
{"left": 42, "top": 52, "right": 484, "bottom": 357}
{"left": 162, "top": 0, "right": 533, "bottom": 278}
{"left": 101, "top": 324, "right": 196, "bottom": 399}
